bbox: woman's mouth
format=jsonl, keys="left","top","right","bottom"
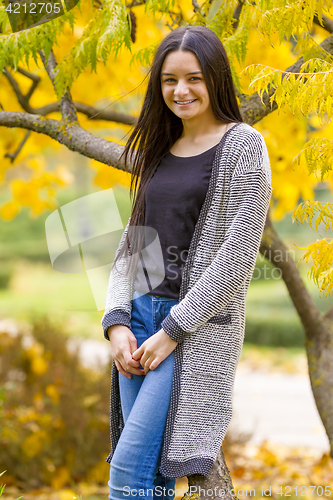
{"left": 174, "top": 99, "right": 197, "bottom": 106}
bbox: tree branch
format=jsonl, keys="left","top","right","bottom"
{"left": 38, "top": 48, "right": 78, "bottom": 123}
{"left": 166, "top": 11, "right": 183, "bottom": 30}
{"left": 238, "top": 34, "right": 333, "bottom": 124}
{"left": 191, "top": 0, "right": 201, "bottom": 14}
{"left": 3, "top": 66, "right": 137, "bottom": 125}
{"left": 0, "top": 110, "right": 132, "bottom": 170}
{"left": 4, "top": 130, "right": 31, "bottom": 163}
{"left": 69, "top": 103, "right": 138, "bottom": 124}
{"left": 232, "top": 0, "right": 245, "bottom": 31}
{"left": 313, "top": 12, "right": 333, "bottom": 34}
{"left": 17, "top": 67, "right": 40, "bottom": 101}
{"left": 126, "top": 0, "right": 148, "bottom": 6}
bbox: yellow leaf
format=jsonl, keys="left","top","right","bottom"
{"left": 22, "top": 429, "right": 49, "bottom": 457}
{"left": 11, "top": 179, "right": 38, "bottom": 206}
{"left": 0, "top": 200, "right": 21, "bottom": 220}
{"left": 30, "top": 199, "right": 57, "bottom": 217}
{"left": 51, "top": 467, "right": 71, "bottom": 490}
{"left": 39, "top": 413, "right": 53, "bottom": 427}
{"left": 53, "top": 417, "right": 65, "bottom": 430}
{"left": 85, "top": 458, "right": 109, "bottom": 483}
{"left": 31, "top": 356, "right": 48, "bottom": 376}
{"left": 33, "top": 392, "right": 43, "bottom": 405}
{"left": 46, "top": 384, "right": 60, "bottom": 404}
{"left": 90, "top": 159, "right": 132, "bottom": 189}
{"left": 27, "top": 157, "right": 46, "bottom": 172}
{"left": 57, "top": 488, "right": 77, "bottom": 500}
{"left": 18, "top": 409, "right": 39, "bottom": 423}
{"left": 83, "top": 393, "right": 101, "bottom": 407}
{"left": 256, "top": 441, "right": 279, "bottom": 466}
{"left": 25, "top": 342, "right": 48, "bottom": 376}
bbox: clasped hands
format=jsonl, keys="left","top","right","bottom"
{"left": 108, "top": 324, "right": 178, "bottom": 379}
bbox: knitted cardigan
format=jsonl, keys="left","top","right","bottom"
{"left": 101, "top": 122, "right": 273, "bottom": 478}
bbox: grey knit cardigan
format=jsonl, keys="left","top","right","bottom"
{"left": 101, "top": 122, "right": 273, "bottom": 478}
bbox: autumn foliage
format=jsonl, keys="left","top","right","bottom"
{"left": 0, "top": 318, "right": 111, "bottom": 489}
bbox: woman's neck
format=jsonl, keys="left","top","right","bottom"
{"left": 169, "top": 122, "right": 238, "bottom": 157}
{"left": 180, "top": 120, "right": 226, "bottom": 141}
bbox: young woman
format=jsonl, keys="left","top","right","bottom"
{"left": 102, "top": 25, "right": 272, "bottom": 500}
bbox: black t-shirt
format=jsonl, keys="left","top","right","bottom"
{"left": 133, "top": 143, "right": 219, "bottom": 299}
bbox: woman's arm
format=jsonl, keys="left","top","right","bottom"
{"left": 108, "top": 324, "right": 145, "bottom": 378}
{"left": 160, "top": 132, "right": 273, "bottom": 343}
{"left": 101, "top": 215, "right": 134, "bottom": 340}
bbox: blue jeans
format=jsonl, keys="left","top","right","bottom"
{"left": 108, "top": 290, "right": 179, "bottom": 500}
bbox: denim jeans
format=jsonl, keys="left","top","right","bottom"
{"left": 108, "top": 290, "right": 179, "bottom": 500}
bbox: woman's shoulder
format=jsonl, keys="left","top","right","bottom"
{"left": 227, "top": 123, "right": 268, "bottom": 160}
{"left": 229, "top": 122, "right": 266, "bottom": 146}
{"left": 225, "top": 123, "right": 271, "bottom": 181}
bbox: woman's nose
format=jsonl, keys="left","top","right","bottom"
{"left": 174, "top": 80, "right": 189, "bottom": 97}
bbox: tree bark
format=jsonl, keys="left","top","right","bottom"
{"left": 185, "top": 449, "right": 239, "bottom": 500}
{"left": 259, "top": 212, "right": 333, "bottom": 459}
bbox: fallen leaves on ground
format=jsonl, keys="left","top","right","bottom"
{"left": 2, "top": 441, "right": 331, "bottom": 500}
{"left": 226, "top": 440, "right": 333, "bottom": 499}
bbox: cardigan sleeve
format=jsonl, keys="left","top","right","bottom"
{"left": 161, "top": 133, "right": 273, "bottom": 343}
{"left": 101, "top": 215, "right": 134, "bottom": 341}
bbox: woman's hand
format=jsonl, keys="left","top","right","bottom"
{"left": 108, "top": 325, "right": 145, "bottom": 379}
{"left": 132, "top": 329, "right": 178, "bottom": 375}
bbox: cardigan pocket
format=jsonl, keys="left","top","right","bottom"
{"left": 188, "top": 323, "right": 233, "bottom": 379}
{"left": 188, "top": 364, "right": 230, "bottom": 380}
{"left": 207, "top": 313, "right": 231, "bottom": 325}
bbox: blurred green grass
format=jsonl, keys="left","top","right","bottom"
{"left": 0, "top": 183, "right": 332, "bottom": 346}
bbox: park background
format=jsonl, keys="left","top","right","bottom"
{"left": 0, "top": 0, "right": 333, "bottom": 497}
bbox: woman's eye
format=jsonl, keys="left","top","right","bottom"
{"left": 164, "top": 77, "right": 201, "bottom": 82}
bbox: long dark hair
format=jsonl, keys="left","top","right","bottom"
{"left": 112, "top": 25, "right": 243, "bottom": 278}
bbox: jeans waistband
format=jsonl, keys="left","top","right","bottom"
{"left": 133, "top": 290, "right": 179, "bottom": 302}
{"left": 151, "top": 295, "right": 178, "bottom": 301}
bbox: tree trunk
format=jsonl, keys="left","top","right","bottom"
{"left": 184, "top": 448, "right": 239, "bottom": 500}
{"left": 259, "top": 212, "right": 333, "bottom": 458}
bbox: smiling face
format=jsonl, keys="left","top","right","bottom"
{"left": 160, "top": 50, "right": 213, "bottom": 123}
